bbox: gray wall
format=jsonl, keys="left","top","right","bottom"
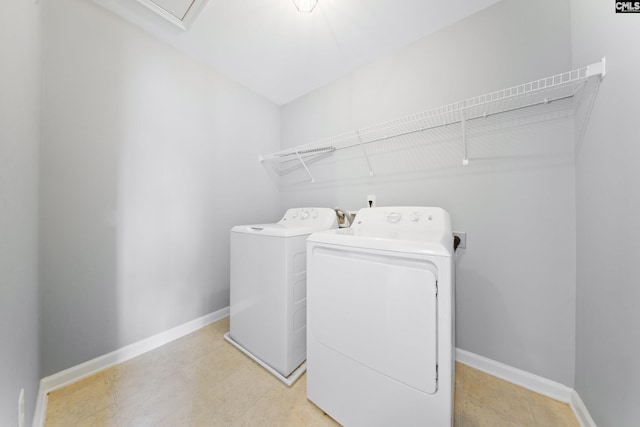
{"left": 280, "top": 0, "right": 577, "bottom": 386}
{"left": 571, "top": 1, "right": 640, "bottom": 425}
{"left": 22, "top": 1, "right": 639, "bottom": 425}
{"left": 40, "top": 0, "right": 281, "bottom": 376}
{"left": 0, "top": 0, "right": 42, "bottom": 425}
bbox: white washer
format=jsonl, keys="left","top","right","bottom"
{"left": 225, "top": 208, "right": 338, "bottom": 385}
{"left": 306, "top": 207, "right": 455, "bottom": 426}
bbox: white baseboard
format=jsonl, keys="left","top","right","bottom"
{"left": 32, "top": 307, "right": 229, "bottom": 427}
{"left": 570, "top": 389, "right": 598, "bottom": 427}
{"left": 456, "top": 348, "right": 573, "bottom": 402}
{"left": 32, "top": 382, "right": 46, "bottom": 427}
{"left": 455, "top": 349, "right": 598, "bottom": 427}
{"left": 33, "top": 331, "right": 596, "bottom": 427}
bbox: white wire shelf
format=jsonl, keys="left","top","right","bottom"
{"left": 260, "top": 58, "right": 606, "bottom": 182}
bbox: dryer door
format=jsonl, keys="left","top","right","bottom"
{"left": 310, "top": 245, "right": 439, "bottom": 394}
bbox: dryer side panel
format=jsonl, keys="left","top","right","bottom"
{"left": 309, "top": 246, "right": 438, "bottom": 394}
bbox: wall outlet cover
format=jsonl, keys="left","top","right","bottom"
{"left": 367, "top": 194, "right": 376, "bottom": 208}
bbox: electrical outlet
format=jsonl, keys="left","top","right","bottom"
{"left": 367, "top": 194, "right": 376, "bottom": 208}
{"left": 453, "top": 231, "right": 466, "bottom": 249}
{"left": 18, "top": 389, "right": 24, "bottom": 427}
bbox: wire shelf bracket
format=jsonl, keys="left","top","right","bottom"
{"left": 461, "top": 112, "right": 469, "bottom": 166}
{"left": 357, "top": 130, "right": 375, "bottom": 176}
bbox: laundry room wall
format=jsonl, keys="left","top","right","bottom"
{"left": 280, "top": 0, "right": 577, "bottom": 386}
{"left": 40, "top": 0, "right": 280, "bottom": 376}
{"left": 0, "top": 0, "right": 42, "bottom": 424}
{"left": 571, "top": 0, "right": 640, "bottom": 425}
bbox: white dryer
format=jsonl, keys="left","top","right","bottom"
{"left": 306, "top": 207, "right": 455, "bottom": 426}
{"left": 225, "top": 208, "right": 338, "bottom": 385}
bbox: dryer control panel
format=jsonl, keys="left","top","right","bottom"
{"left": 352, "top": 206, "right": 451, "bottom": 235}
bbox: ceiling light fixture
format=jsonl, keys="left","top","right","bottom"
{"left": 292, "top": 0, "right": 318, "bottom": 13}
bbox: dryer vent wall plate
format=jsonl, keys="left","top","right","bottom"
{"left": 452, "top": 231, "right": 466, "bottom": 249}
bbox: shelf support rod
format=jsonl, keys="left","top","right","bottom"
{"left": 295, "top": 151, "right": 315, "bottom": 183}
{"left": 461, "top": 111, "right": 469, "bottom": 166}
{"left": 357, "top": 131, "right": 375, "bottom": 176}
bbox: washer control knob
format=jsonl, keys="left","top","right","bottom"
{"left": 387, "top": 212, "right": 402, "bottom": 223}
{"left": 312, "top": 210, "right": 319, "bottom": 219}
{"left": 410, "top": 212, "right": 421, "bottom": 222}
{"left": 301, "top": 210, "right": 310, "bottom": 220}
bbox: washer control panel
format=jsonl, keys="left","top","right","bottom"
{"left": 279, "top": 208, "right": 338, "bottom": 229}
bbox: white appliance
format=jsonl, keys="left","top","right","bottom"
{"left": 306, "top": 206, "right": 455, "bottom": 426}
{"left": 225, "top": 208, "right": 338, "bottom": 386}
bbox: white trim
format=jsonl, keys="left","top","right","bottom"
{"left": 31, "top": 307, "right": 229, "bottom": 427}
{"left": 92, "top": 0, "right": 210, "bottom": 31}
{"left": 134, "top": 0, "right": 211, "bottom": 30}
{"left": 570, "top": 389, "right": 598, "bottom": 427}
{"left": 31, "top": 382, "right": 46, "bottom": 427}
{"left": 135, "top": 0, "right": 188, "bottom": 30}
{"left": 223, "top": 332, "right": 306, "bottom": 387}
{"left": 455, "top": 348, "right": 573, "bottom": 403}
{"left": 32, "top": 331, "right": 596, "bottom": 426}
{"left": 455, "top": 349, "right": 599, "bottom": 427}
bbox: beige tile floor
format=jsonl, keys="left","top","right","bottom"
{"left": 45, "top": 317, "right": 579, "bottom": 426}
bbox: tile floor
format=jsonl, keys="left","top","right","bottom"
{"left": 45, "top": 317, "right": 580, "bottom": 426}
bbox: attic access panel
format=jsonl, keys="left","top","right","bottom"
{"left": 137, "top": 0, "right": 208, "bottom": 30}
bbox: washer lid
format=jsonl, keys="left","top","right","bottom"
{"left": 231, "top": 223, "right": 316, "bottom": 237}
{"left": 231, "top": 207, "right": 338, "bottom": 237}
{"left": 308, "top": 207, "right": 453, "bottom": 256}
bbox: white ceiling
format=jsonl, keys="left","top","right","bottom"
{"left": 95, "top": 0, "right": 502, "bottom": 105}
